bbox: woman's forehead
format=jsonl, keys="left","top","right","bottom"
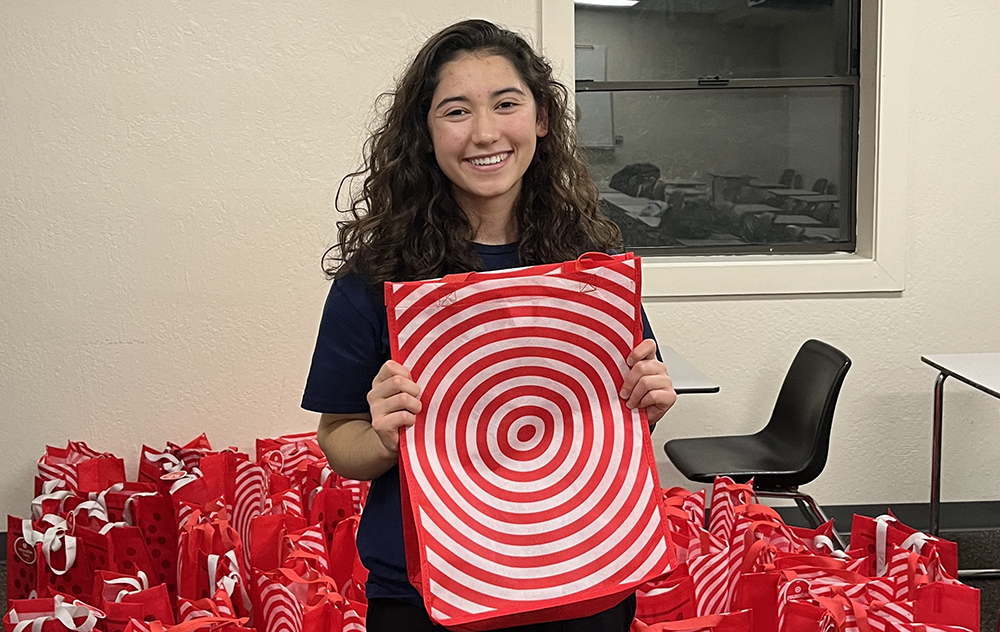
{"left": 432, "top": 53, "right": 527, "bottom": 99}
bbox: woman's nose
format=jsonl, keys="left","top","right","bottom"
{"left": 472, "top": 113, "right": 500, "bottom": 145}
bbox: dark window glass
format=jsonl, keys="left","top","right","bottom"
{"left": 575, "top": 0, "right": 856, "bottom": 81}
{"left": 582, "top": 87, "right": 853, "bottom": 253}
{"left": 575, "top": 0, "right": 859, "bottom": 255}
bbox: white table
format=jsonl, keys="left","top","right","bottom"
{"left": 921, "top": 352, "right": 1000, "bottom": 578}
{"left": 731, "top": 203, "right": 781, "bottom": 215}
{"left": 600, "top": 191, "right": 662, "bottom": 227}
{"left": 773, "top": 214, "right": 823, "bottom": 226}
{"left": 662, "top": 345, "right": 720, "bottom": 394}
{"left": 767, "top": 188, "right": 821, "bottom": 196}
{"left": 789, "top": 194, "right": 839, "bottom": 204}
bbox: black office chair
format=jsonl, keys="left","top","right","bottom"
{"left": 664, "top": 339, "right": 852, "bottom": 548}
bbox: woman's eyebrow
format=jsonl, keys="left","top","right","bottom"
{"left": 433, "top": 87, "right": 527, "bottom": 111}
{"left": 491, "top": 87, "right": 526, "bottom": 99}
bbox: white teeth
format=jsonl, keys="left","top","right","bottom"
{"left": 470, "top": 152, "right": 509, "bottom": 166}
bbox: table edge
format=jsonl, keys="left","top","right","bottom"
{"left": 921, "top": 355, "right": 1000, "bottom": 399}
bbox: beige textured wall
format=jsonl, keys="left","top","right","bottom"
{"left": 2, "top": 0, "right": 999, "bottom": 524}
{"left": 0, "top": 0, "right": 538, "bottom": 519}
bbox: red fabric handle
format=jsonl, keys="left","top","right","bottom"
{"left": 442, "top": 272, "right": 474, "bottom": 284}
{"left": 151, "top": 617, "right": 249, "bottom": 632}
{"left": 275, "top": 566, "right": 338, "bottom": 589}
{"left": 740, "top": 538, "right": 772, "bottom": 574}
{"left": 563, "top": 252, "right": 618, "bottom": 273}
{"left": 646, "top": 614, "right": 731, "bottom": 630}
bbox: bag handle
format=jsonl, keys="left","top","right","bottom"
{"left": 823, "top": 586, "right": 874, "bottom": 632}
{"left": 275, "top": 567, "right": 339, "bottom": 591}
{"left": 148, "top": 616, "right": 250, "bottom": 632}
{"left": 781, "top": 567, "right": 869, "bottom": 585}
{"left": 8, "top": 596, "right": 101, "bottom": 632}
{"left": 873, "top": 514, "right": 896, "bottom": 576}
{"left": 740, "top": 538, "right": 772, "bottom": 574}
{"left": 30, "top": 485, "right": 76, "bottom": 521}
{"left": 648, "top": 613, "right": 736, "bottom": 630}
{"left": 23, "top": 518, "right": 78, "bottom": 576}
{"left": 561, "top": 251, "right": 619, "bottom": 273}
{"left": 103, "top": 570, "right": 151, "bottom": 602}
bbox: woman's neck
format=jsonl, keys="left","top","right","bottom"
{"left": 459, "top": 200, "right": 519, "bottom": 245}
{"left": 471, "top": 218, "right": 518, "bottom": 245}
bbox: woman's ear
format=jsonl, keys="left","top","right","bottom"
{"left": 536, "top": 104, "right": 549, "bottom": 138}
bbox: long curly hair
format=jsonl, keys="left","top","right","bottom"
{"left": 326, "top": 19, "right": 621, "bottom": 283}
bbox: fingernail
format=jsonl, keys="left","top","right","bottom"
{"left": 619, "top": 387, "right": 627, "bottom": 399}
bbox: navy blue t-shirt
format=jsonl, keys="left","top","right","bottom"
{"left": 301, "top": 242, "right": 659, "bottom": 604}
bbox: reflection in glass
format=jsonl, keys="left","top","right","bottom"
{"left": 583, "top": 87, "right": 853, "bottom": 252}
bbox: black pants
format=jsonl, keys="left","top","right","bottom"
{"left": 366, "top": 594, "right": 636, "bottom": 632}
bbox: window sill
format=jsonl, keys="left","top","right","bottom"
{"left": 640, "top": 252, "right": 904, "bottom": 298}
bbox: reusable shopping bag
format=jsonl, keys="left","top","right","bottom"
{"left": 92, "top": 570, "right": 175, "bottom": 632}
{"left": 631, "top": 610, "right": 753, "bottom": 632}
{"left": 385, "top": 252, "right": 675, "bottom": 630}
{"left": 37, "top": 442, "right": 126, "bottom": 494}
{"left": 2, "top": 596, "right": 104, "bottom": 632}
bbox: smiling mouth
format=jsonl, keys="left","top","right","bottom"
{"left": 468, "top": 152, "right": 511, "bottom": 166}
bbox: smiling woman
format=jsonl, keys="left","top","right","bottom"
{"left": 325, "top": 19, "right": 621, "bottom": 284}
{"left": 427, "top": 53, "right": 548, "bottom": 244}
{"left": 302, "top": 18, "right": 677, "bottom": 632}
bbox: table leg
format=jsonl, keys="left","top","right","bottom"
{"left": 930, "top": 372, "right": 947, "bottom": 536}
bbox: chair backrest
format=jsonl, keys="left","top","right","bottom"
{"left": 758, "top": 339, "right": 851, "bottom": 488}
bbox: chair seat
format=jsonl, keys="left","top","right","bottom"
{"left": 664, "top": 434, "right": 809, "bottom": 489}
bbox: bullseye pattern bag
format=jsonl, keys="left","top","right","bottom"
{"left": 385, "top": 253, "right": 676, "bottom": 630}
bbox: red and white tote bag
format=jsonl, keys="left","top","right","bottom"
{"left": 385, "top": 252, "right": 676, "bottom": 630}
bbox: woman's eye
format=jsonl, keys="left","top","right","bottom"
{"left": 497, "top": 101, "right": 518, "bottom": 110}
{"left": 444, "top": 108, "right": 467, "bottom": 117}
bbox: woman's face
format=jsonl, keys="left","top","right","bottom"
{"left": 426, "top": 53, "right": 548, "bottom": 218}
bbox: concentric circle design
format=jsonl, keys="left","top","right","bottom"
{"left": 387, "top": 256, "right": 675, "bottom": 627}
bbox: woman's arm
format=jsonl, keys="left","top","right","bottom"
{"left": 317, "top": 413, "right": 398, "bottom": 481}
{"left": 317, "top": 359, "right": 422, "bottom": 481}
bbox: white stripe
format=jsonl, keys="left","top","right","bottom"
{"left": 407, "top": 408, "right": 639, "bottom": 538}
{"left": 481, "top": 392, "right": 569, "bottom": 475}
{"left": 400, "top": 290, "right": 633, "bottom": 362}
{"left": 427, "top": 579, "right": 495, "bottom": 614}
{"left": 425, "top": 510, "right": 665, "bottom": 602}
{"left": 394, "top": 281, "right": 444, "bottom": 315}
{"left": 411, "top": 342, "right": 634, "bottom": 519}
{"left": 621, "top": 537, "right": 669, "bottom": 584}
{"left": 417, "top": 475, "right": 656, "bottom": 574}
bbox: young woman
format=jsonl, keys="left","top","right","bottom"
{"left": 302, "top": 19, "right": 676, "bottom": 631}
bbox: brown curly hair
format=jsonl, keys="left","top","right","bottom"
{"left": 326, "top": 19, "right": 621, "bottom": 283}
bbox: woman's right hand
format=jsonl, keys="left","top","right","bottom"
{"left": 367, "top": 360, "right": 422, "bottom": 458}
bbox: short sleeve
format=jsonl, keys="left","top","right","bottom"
{"left": 301, "top": 274, "right": 391, "bottom": 414}
{"left": 639, "top": 306, "right": 663, "bottom": 363}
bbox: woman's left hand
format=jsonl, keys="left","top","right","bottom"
{"left": 620, "top": 339, "right": 677, "bottom": 426}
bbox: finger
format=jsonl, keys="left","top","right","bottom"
{"left": 626, "top": 339, "right": 658, "bottom": 368}
{"left": 637, "top": 385, "right": 676, "bottom": 414}
{"left": 626, "top": 373, "right": 673, "bottom": 409}
{"left": 377, "top": 391, "right": 422, "bottom": 416}
{"left": 369, "top": 373, "right": 421, "bottom": 404}
{"left": 620, "top": 359, "right": 667, "bottom": 401}
{"left": 373, "top": 410, "right": 418, "bottom": 436}
{"left": 373, "top": 360, "right": 413, "bottom": 385}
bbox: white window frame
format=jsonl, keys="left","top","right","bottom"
{"left": 540, "top": 0, "right": 908, "bottom": 298}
